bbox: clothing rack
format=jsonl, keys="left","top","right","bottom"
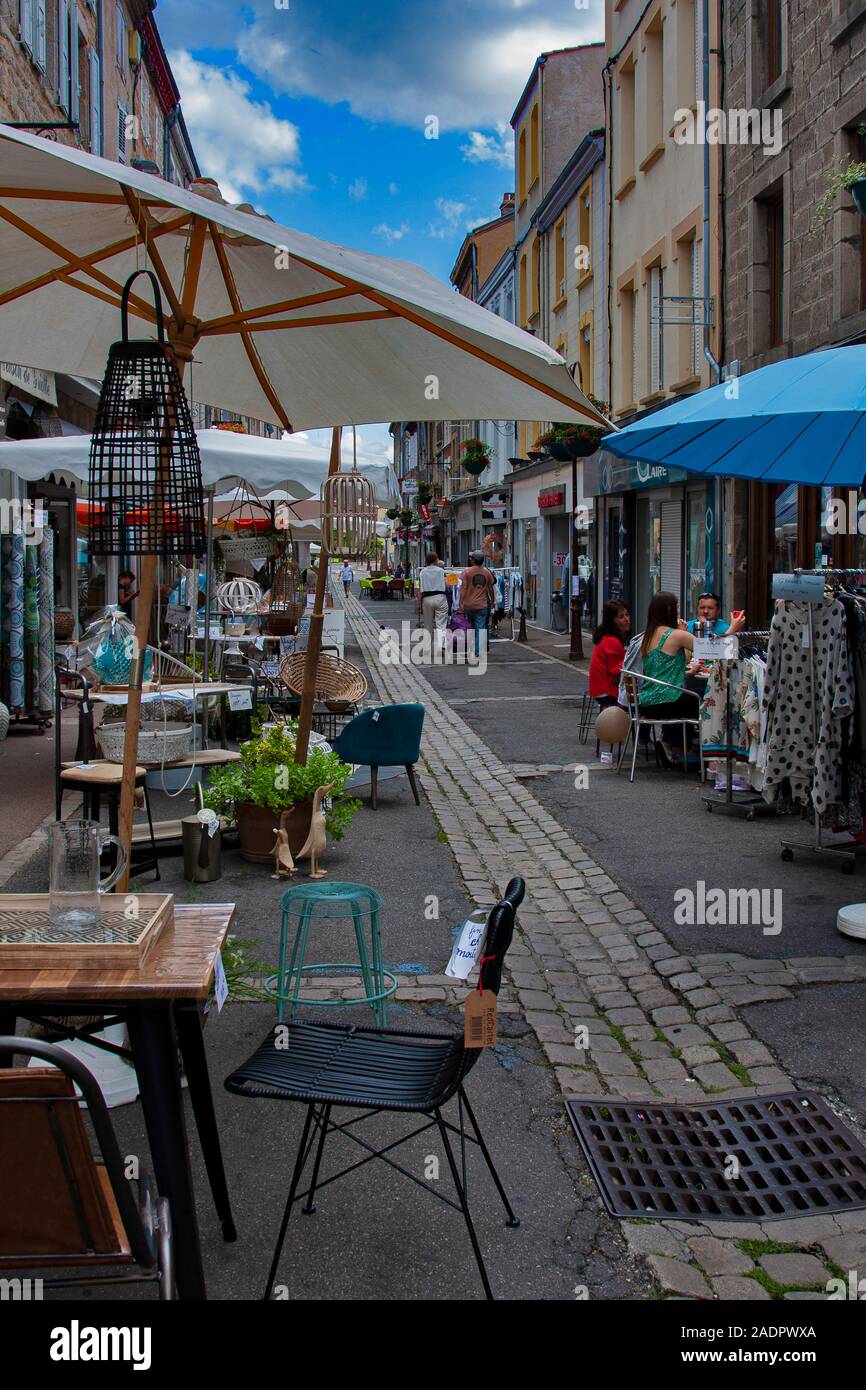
{"left": 778, "top": 568, "right": 866, "bottom": 873}
{"left": 701, "top": 630, "right": 772, "bottom": 819}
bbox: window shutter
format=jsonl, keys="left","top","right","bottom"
{"left": 35, "top": 0, "right": 46, "bottom": 69}
{"left": 117, "top": 101, "right": 128, "bottom": 162}
{"left": 88, "top": 49, "right": 102, "bottom": 154}
{"left": 70, "top": 18, "right": 80, "bottom": 124}
{"left": 20, "top": 0, "right": 34, "bottom": 52}
{"left": 630, "top": 291, "right": 638, "bottom": 405}
{"left": 695, "top": 0, "right": 703, "bottom": 106}
{"left": 650, "top": 267, "right": 661, "bottom": 393}
{"left": 691, "top": 238, "right": 702, "bottom": 376}
{"left": 58, "top": 0, "right": 69, "bottom": 111}
{"left": 660, "top": 499, "right": 682, "bottom": 597}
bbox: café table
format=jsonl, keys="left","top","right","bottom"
{"left": 0, "top": 902, "right": 237, "bottom": 1300}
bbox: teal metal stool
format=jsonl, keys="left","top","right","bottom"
{"left": 266, "top": 882, "right": 396, "bottom": 1028}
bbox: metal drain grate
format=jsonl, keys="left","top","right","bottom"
{"left": 565, "top": 1092, "right": 866, "bottom": 1222}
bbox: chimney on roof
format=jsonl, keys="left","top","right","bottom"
{"left": 500, "top": 192, "right": 515, "bottom": 218}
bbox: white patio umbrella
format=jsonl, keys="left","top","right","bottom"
{"left": 0, "top": 427, "right": 399, "bottom": 502}
{"left": 0, "top": 124, "right": 606, "bottom": 880}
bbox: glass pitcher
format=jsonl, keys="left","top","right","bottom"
{"left": 48, "top": 820, "right": 128, "bottom": 933}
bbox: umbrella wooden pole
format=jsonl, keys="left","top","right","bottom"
{"left": 294, "top": 426, "right": 341, "bottom": 766}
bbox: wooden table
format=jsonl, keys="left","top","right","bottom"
{"left": 0, "top": 902, "right": 237, "bottom": 1300}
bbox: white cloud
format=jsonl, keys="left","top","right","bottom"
{"left": 170, "top": 50, "right": 309, "bottom": 203}
{"left": 235, "top": 2, "right": 601, "bottom": 131}
{"left": 348, "top": 177, "right": 368, "bottom": 201}
{"left": 373, "top": 221, "right": 411, "bottom": 242}
{"left": 461, "top": 121, "right": 514, "bottom": 168}
{"left": 428, "top": 196, "right": 471, "bottom": 239}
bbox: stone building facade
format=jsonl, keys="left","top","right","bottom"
{"left": 722, "top": 0, "right": 866, "bottom": 616}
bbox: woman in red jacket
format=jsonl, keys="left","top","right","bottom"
{"left": 589, "top": 600, "right": 631, "bottom": 708}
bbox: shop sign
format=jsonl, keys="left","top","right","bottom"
{"left": 482, "top": 502, "right": 508, "bottom": 519}
{"left": 1, "top": 362, "right": 57, "bottom": 406}
{"left": 597, "top": 452, "right": 687, "bottom": 495}
{"left": 538, "top": 490, "right": 564, "bottom": 509}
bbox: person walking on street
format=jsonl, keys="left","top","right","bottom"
{"left": 418, "top": 551, "right": 448, "bottom": 650}
{"left": 340, "top": 560, "right": 354, "bottom": 596}
{"left": 458, "top": 550, "right": 496, "bottom": 657}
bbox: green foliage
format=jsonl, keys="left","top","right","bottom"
{"left": 203, "top": 721, "right": 360, "bottom": 840}
{"left": 810, "top": 149, "right": 866, "bottom": 234}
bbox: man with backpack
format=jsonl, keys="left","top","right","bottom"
{"left": 458, "top": 550, "right": 496, "bottom": 657}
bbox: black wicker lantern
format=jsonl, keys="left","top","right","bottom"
{"left": 88, "top": 271, "right": 206, "bottom": 557}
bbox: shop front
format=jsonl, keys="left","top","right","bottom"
{"left": 510, "top": 460, "right": 597, "bottom": 631}
{"left": 594, "top": 453, "right": 719, "bottom": 625}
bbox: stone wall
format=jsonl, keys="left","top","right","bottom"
{"left": 723, "top": 0, "right": 866, "bottom": 370}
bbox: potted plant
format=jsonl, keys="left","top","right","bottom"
{"left": 812, "top": 127, "right": 866, "bottom": 232}
{"left": 557, "top": 399, "right": 609, "bottom": 458}
{"left": 399, "top": 507, "right": 415, "bottom": 526}
{"left": 416, "top": 481, "right": 433, "bottom": 504}
{"left": 461, "top": 438, "right": 493, "bottom": 476}
{"left": 203, "top": 722, "right": 360, "bottom": 863}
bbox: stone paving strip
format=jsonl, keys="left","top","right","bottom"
{"left": 344, "top": 594, "right": 866, "bottom": 1300}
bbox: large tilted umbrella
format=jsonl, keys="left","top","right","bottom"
{"left": 0, "top": 124, "right": 605, "bottom": 884}
{"left": 601, "top": 347, "right": 866, "bottom": 485}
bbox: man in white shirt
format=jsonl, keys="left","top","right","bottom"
{"left": 418, "top": 551, "right": 449, "bottom": 649}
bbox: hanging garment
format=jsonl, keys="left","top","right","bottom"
{"left": 700, "top": 659, "right": 763, "bottom": 763}
{"left": 2, "top": 533, "right": 26, "bottom": 711}
{"left": 762, "top": 600, "right": 854, "bottom": 817}
{"left": 37, "top": 526, "right": 55, "bottom": 713}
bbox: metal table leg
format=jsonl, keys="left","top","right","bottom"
{"left": 126, "top": 1006, "right": 206, "bottom": 1300}
{"left": 174, "top": 1002, "right": 237, "bottom": 1242}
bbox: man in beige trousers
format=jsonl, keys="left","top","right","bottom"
{"left": 418, "top": 551, "right": 449, "bottom": 652}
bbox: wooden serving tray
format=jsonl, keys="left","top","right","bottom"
{"left": 0, "top": 894, "right": 174, "bottom": 970}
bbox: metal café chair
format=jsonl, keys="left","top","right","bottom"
{"left": 225, "top": 877, "right": 526, "bottom": 1301}
{"left": 618, "top": 671, "right": 705, "bottom": 784}
{"left": 0, "top": 1038, "right": 174, "bottom": 1299}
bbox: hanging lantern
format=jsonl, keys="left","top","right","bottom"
{"left": 216, "top": 578, "right": 263, "bottom": 657}
{"left": 88, "top": 270, "right": 206, "bottom": 557}
{"left": 266, "top": 549, "right": 305, "bottom": 635}
{"left": 320, "top": 426, "right": 376, "bottom": 560}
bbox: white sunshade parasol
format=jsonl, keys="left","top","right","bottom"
{"left": 0, "top": 125, "right": 606, "bottom": 432}
{"left": 0, "top": 427, "right": 399, "bottom": 504}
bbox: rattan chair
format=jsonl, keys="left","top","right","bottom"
{"left": 278, "top": 652, "right": 368, "bottom": 708}
{"left": 225, "top": 877, "right": 525, "bottom": 1301}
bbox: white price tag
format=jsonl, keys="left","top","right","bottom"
{"left": 165, "top": 603, "right": 192, "bottom": 629}
{"left": 214, "top": 950, "right": 229, "bottom": 1012}
{"left": 693, "top": 635, "right": 739, "bottom": 662}
{"left": 227, "top": 687, "right": 253, "bottom": 711}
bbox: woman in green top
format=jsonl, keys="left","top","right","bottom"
{"left": 639, "top": 592, "right": 744, "bottom": 764}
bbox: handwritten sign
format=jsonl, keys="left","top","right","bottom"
{"left": 227, "top": 688, "right": 253, "bottom": 711}
{"left": 693, "top": 634, "right": 739, "bottom": 661}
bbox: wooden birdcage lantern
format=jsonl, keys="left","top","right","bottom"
{"left": 216, "top": 577, "right": 263, "bottom": 656}
{"left": 320, "top": 427, "right": 377, "bottom": 560}
{"left": 87, "top": 271, "right": 206, "bottom": 557}
{"left": 266, "top": 550, "right": 305, "bottom": 635}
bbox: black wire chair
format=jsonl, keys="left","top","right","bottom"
{"left": 225, "top": 876, "right": 525, "bottom": 1301}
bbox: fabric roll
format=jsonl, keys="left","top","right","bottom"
{"left": 2, "top": 533, "right": 25, "bottom": 710}
{"left": 38, "top": 525, "right": 55, "bottom": 712}
{"left": 24, "top": 539, "right": 39, "bottom": 709}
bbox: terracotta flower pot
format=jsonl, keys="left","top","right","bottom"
{"left": 236, "top": 799, "right": 314, "bottom": 863}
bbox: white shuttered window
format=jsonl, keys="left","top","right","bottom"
{"left": 88, "top": 49, "right": 102, "bottom": 154}
{"left": 19, "top": 0, "right": 34, "bottom": 52}
{"left": 58, "top": 0, "right": 69, "bottom": 112}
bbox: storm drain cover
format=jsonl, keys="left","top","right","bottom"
{"left": 565, "top": 1092, "right": 866, "bottom": 1222}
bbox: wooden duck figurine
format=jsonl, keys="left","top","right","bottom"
{"left": 271, "top": 826, "right": 295, "bottom": 880}
{"left": 295, "top": 783, "right": 333, "bottom": 879}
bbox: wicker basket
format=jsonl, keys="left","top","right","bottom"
{"left": 218, "top": 532, "right": 277, "bottom": 563}
{"left": 278, "top": 652, "right": 368, "bottom": 705}
{"left": 54, "top": 611, "right": 75, "bottom": 640}
{"left": 96, "top": 720, "right": 193, "bottom": 765}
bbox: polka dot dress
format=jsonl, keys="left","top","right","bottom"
{"left": 762, "top": 600, "right": 855, "bottom": 816}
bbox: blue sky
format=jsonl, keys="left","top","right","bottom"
{"left": 156, "top": 0, "right": 603, "bottom": 451}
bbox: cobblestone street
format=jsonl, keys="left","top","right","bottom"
{"left": 344, "top": 593, "right": 866, "bottom": 1300}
